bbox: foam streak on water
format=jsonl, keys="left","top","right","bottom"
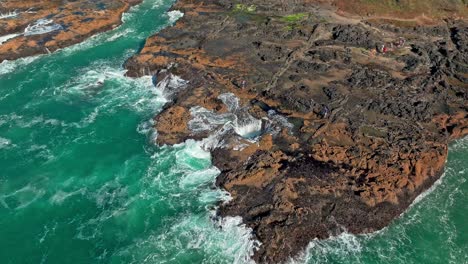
{"left": 0, "top": 0, "right": 467, "bottom": 263}
{"left": 297, "top": 137, "right": 468, "bottom": 264}
{"left": 0, "top": 0, "right": 256, "bottom": 263}
{"left": 0, "top": 10, "right": 19, "bottom": 19}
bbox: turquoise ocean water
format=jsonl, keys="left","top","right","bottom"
{"left": 0, "top": 1, "right": 466, "bottom": 263}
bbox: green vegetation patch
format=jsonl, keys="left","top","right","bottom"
{"left": 280, "top": 13, "right": 308, "bottom": 23}
{"left": 279, "top": 13, "right": 309, "bottom": 31}
{"left": 233, "top": 4, "right": 257, "bottom": 13}
{"left": 229, "top": 4, "right": 268, "bottom": 24}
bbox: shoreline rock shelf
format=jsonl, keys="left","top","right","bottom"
{"left": 0, "top": 0, "right": 142, "bottom": 62}
{"left": 124, "top": 0, "right": 467, "bottom": 262}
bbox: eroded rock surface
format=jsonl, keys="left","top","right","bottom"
{"left": 0, "top": 0, "right": 142, "bottom": 61}
{"left": 125, "top": 0, "right": 467, "bottom": 262}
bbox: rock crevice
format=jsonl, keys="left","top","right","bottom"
{"left": 125, "top": 0, "right": 467, "bottom": 262}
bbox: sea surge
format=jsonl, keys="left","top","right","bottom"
{"left": 0, "top": 0, "right": 466, "bottom": 263}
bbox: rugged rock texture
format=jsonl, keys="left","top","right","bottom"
{"left": 125, "top": 0, "right": 467, "bottom": 263}
{"left": 0, "top": 0, "right": 142, "bottom": 62}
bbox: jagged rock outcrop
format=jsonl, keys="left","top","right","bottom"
{"left": 125, "top": 0, "right": 468, "bottom": 262}
{"left": 0, "top": 0, "right": 142, "bottom": 62}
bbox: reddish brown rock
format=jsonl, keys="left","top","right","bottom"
{"left": 0, "top": 0, "right": 142, "bottom": 62}
{"left": 125, "top": 0, "right": 468, "bottom": 263}
{"left": 155, "top": 105, "right": 191, "bottom": 145}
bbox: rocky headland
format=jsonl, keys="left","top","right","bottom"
{"left": 122, "top": 0, "right": 468, "bottom": 263}
{"left": 0, "top": 0, "right": 142, "bottom": 62}
{"left": 126, "top": 0, "right": 468, "bottom": 263}
{"left": 125, "top": 0, "right": 468, "bottom": 263}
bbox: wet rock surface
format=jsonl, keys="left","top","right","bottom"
{"left": 0, "top": 0, "right": 142, "bottom": 62}
{"left": 125, "top": 1, "right": 467, "bottom": 263}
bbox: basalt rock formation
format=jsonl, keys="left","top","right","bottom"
{"left": 0, "top": 0, "right": 142, "bottom": 62}
{"left": 125, "top": 0, "right": 467, "bottom": 263}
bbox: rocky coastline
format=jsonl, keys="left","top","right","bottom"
{"left": 126, "top": 0, "right": 468, "bottom": 263}
{"left": 0, "top": 0, "right": 142, "bottom": 62}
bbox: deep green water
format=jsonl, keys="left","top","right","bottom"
{"left": 0, "top": 1, "right": 466, "bottom": 263}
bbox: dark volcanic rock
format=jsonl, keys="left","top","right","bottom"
{"left": 332, "top": 24, "right": 377, "bottom": 49}
{"left": 0, "top": 0, "right": 142, "bottom": 62}
{"left": 125, "top": 0, "right": 468, "bottom": 262}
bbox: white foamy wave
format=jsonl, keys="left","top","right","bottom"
{"left": 0, "top": 33, "right": 21, "bottom": 45}
{"left": 175, "top": 139, "right": 212, "bottom": 164}
{"left": 27, "top": 144, "right": 55, "bottom": 161}
{"left": 106, "top": 28, "right": 135, "bottom": 42}
{"left": 0, "top": 10, "right": 19, "bottom": 19}
{"left": 198, "top": 189, "right": 232, "bottom": 205}
{"left": 295, "top": 232, "right": 363, "bottom": 264}
{"left": 0, "top": 113, "right": 65, "bottom": 130}
{"left": 151, "top": 0, "right": 164, "bottom": 9}
{"left": 188, "top": 93, "right": 264, "bottom": 146}
{"left": 268, "top": 109, "right": 294, "bottom": 132}
{"left": 0, "top": 55, "right": 40, "bottom": 76}
{"left": 199, "top": 123, "right": 234, "bottom": 150}
{"left": 218, "top": 93, "right": 263, "bottom": 139}
{"left": 167, "top": 10, "right": 184, "bottom": 24}
{"left": 122, "top": 0, "right": 163, "bottom": 22}
{"left": 155, "top": 73, "right": 188, "bottom": 99}
{"left": 137, "top": 118, "right": 155, "bottom": 135}
{"left": 24, "top": 19, "right": 62, "bottom": 36}
{"left": 70, "top": 65, "right": 127, "bottom": 91}
{"left": 73, "top": 108, "right": 99, "bottom": 129}
{"left": 59, "top": 62, "right": 166, "bottom": 128}
{"left": 111, "top": 136, "right": 257, "bottom": 263}
{"left": 188, "top": 106, "right": 234, "bottom": 133}
{"left": 218, "top": 93, "right": 240, "bottom": 112}
{"left": 405, "top": 171, "right": 447, "bottom": 213}
{"left": 179, "top": 166, "right": 220, "bottom": 189}
{"left": 0, "top": 137, "right": 12, "bottom": 149}
{"left": 450, "top": 136, "right": 468, "bottom": 152}
{"left": 94, "top": 181, "right": 129, "bottom": 209}
{"left": 114, "top": 213, "right": 257, "bottom": 264}
{"left": 214, "top": 215, "right": 259, "bottom": 264}
{"left": 233, "top": 116, "right": 263, "bottom": 139}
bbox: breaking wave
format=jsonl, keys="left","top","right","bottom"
{"left": 0, "top": 55, "right": 40, "bottom": 76}
{"left": 233, "top": 114, "right": 263, "bottom": 139}
{"left": 218, "top": 93, "right": 240, "bottom": 112}
{"left": 0, "top": 0, "right": 466, "bottom": 263}
{"left": 0, "top": 33, "right": 21, "bottom": 45}
{"left": 0, "top": 10, "right": 19, "bottom": 19}
{"left": 296, "top": 136, "right": 468, "bottom": 264}
{"left": 0, "top": 137, "right": 12, "bottom": 149}
{"left": 167, "top": 10, "right": 184, "bottom": 24}
{"left": 187, "top": 92, "right": 268, "bottom": 150}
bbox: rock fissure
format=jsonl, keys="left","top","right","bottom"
{"left": 124, "top": 0, "right": 467, "bottom": 263}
